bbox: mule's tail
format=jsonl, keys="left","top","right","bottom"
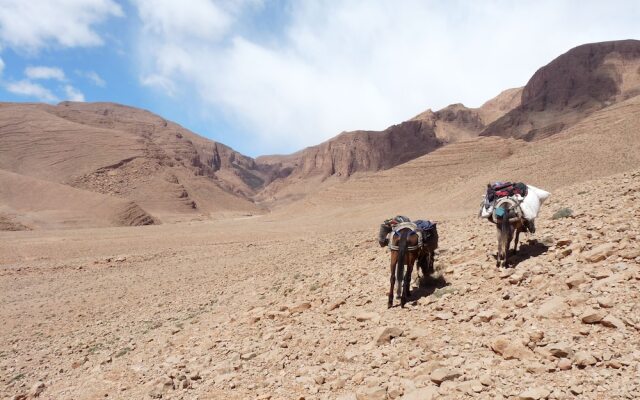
{"left": 396, "top": 230, "right": 409, "bottom": 289}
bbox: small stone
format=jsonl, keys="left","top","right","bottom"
{"left": 434, "top": 311, "right": 453, "bottom": 321}
{"left": 565, "top": 272, "right": 587, "bottom": 288}
{"left": 429, "top": 367, "right": 462, "bottom": 384}
{"left": 30, "top": 382, "right": 45, "bottom": 398}
{"left": 600, "top": 315, "right": 626, "bottom": 330}
{"left": 536, "top": 296, "right": 568, "bottom": 319}
{"left": 596, "top": 296, "right": 614, "bottom": 308}
{"left": 354, "top": 311, "right": 380, "bottom": 323}
{"left": 581, "top": 309, "right": 605, "bottom": 324}
{"left": 606, "top": 360, "right": 622, "bottom": 369}
{"left": 491, "top": 336, "right": 534, "bottom": 360}
{"left": 581, "top": 243, "right": 616, "bottom": 262}
{"left": 528, "top": 330, "right": 544, "bottom": 343}
{"left": 289, "top": 302, "right": 311, "bottom": 313}
{"left": 477, "top": 310, "right": 495, "bottom": 322}
{"left": 356, "top": 385, "right": 386, "bottom": 400}
{"left": 479, "top": 374, "right": 492, "bottom": 386}
{"left": 548, "top": 342, "right": 573, "bottom": 358}
{"left": 557, "top": 358, "right": 572, "bottom": 370}
{"left": 517, "top": 387, "right": 550, "bottom": 400}
{"left": 374, "top": 327, "right": 403, "bottom": 345}
{"left": 574, "top": 351, "right": 597, "bottom": 368}
{"left": 401, "top": 386, "right": 439, "bottom": 400}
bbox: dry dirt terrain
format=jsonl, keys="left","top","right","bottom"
{"left": 1, "top": 169, "right": 639, "bottom": 400}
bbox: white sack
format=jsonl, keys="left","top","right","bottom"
{"left": 480, "top": 202, "right": 493, "bottom": 218}
{"left": 519, "top": 185, "right": 551, "bottom": 220}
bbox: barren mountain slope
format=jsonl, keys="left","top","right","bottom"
{"left": 482, "top": 39, "right": 640, "bottom": 140}
{"left": 0, "top": 169, "right": 154, "bottom": 229}
{"left": 280, "top": 94, "right": 640, "bottom": 226}
{"left": 0, "top": 102, "right": 262, "bottom": 224}
{"left": 411, "top": 87, "right": 523, "bottom": 142}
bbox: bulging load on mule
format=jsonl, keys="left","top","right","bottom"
{"left": 479, "top": 182, "right": 551, "bottom": 268}
{"left": 479, "top": 181, "right": 551, "bottom": 233}
{"left": 378, "top": 216, "right": 438, "bottom": 308}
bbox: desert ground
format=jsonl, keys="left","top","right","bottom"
{"left": 2, "top": 168, "right": 640, "bottom": 400}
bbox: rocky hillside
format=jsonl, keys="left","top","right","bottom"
{"left": 0, "top": 102, "right": 266, "bottom": 226}
{"left": 2, "top": 168, "right": 639, "bottom": 399}
{"left": 482, "top": 40, "right": 640, "bottom": 140}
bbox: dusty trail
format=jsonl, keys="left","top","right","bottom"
{"left": 2, "top": 171, "right": 639, "bottom": 399}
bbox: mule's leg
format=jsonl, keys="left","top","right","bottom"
{"left": 504, "top": 228, "right": 514, "bottom": 268}
{"left": 405, "top": 252, "right": 415, "bottom": 298}
{"left": 388, "top": 252, "right": 397, "bottom": 308}
{"left": 514, "top": 227, "right": 521, "bottom": 254}
{"left": 427, "top": 249, "right": 435, "bottom": 275}
{"left": 396, "top": 265, "right": 403, "bottom": 299}
{"left": 496, "top": 226, "right": 502, "bottom": 267}
{"left": 401, "top": 255, "right": 415, "bottom": 307}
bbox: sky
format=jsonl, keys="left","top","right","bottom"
{"left": 0, "top": 1, "right": 639, "bottom": 157}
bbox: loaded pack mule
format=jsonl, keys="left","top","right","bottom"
{"left": 494, "top": 197, "right": 525, "bottom": 268}
{"left": 379, "top": 217, "right": 438, "bottom": 308}
{"left": 480, "top": 182, "right": 551, "bottom": 268}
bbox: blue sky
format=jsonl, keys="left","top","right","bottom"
{"left": 1, "top": 0, "right": 639, "bottom": 157}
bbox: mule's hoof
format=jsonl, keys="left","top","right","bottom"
{"left": 387, "top": 302, "right": 393, "bottom": 309}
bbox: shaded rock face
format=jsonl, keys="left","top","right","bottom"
{"left": 258, "top": 120, "right": 444, "bottom": 180}
{"left": 482, "top": 40, "right": 640, "bottom": 141}
{"left": 257, "top": 87, "right": 524, "bottom": 185}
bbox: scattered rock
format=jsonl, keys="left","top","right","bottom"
{"left": 429, "top": 367, "right": 462, "bottom": 384}
{"left": 289, "top": 302, "right": 312, "bottom": 313}
{"left": 401, "top": 387, "right": 439, "bottom": 400}
{"left": 548, "top": 342, "right": 573, "bottom": 358}
{"left": 565, "top": 272, "right": 587, "bottom": 288}
{"left": 574, "top": 351, "right": 597, "bottom": 368}
{"left": 434, "top": 311, "right": 453, "bottom": 321}
{"left": 537, "top": 296, "right": 568, "bottom": 319}
{"left": 581, "top": 309, "right": 605, "bottom": 324}
{"left": 581, "top": 243, "right": 616, "bottom": 262}
{"left": 517, "top": 387, "right": 550, "bottom": 400}
{"left": 30, "top": 382, "right": 45, "bottom": 398}
{"left": 557, "top": 358, "right": 572, "bottom": 370}
{"left": 374, "top": 327, "right": 403, "bottom": 345}
{"left": 491, "top": 336, "right": 534, "bottom": 360}
{"left": 600, "top": 315, "right": 625, "bottom": 330}
{"left": 354, "top": 311, "right": 380, "bottom": 323}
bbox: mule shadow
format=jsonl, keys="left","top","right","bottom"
{"left": 406, "top": 273, "right": 449, "bottom": 304}
{"left": 509, "top": 239, "right": 549, "bottom": 267}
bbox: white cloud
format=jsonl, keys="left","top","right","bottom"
{"left": 85, "top": 71, "right": 105, "bottom": 87}
{"left": 134, "top": 0, "right": 231, "bottom": 41}
{"left": 141, "top": 73, "right": 176, "bottom": 96}
{"left": 5, "top": 80, "right": 58, "bottom": 102}
{"left": 76, "top": 70, "right": 106, "bottom": 87}
{"left": 133, "top": 1, "right": 640, "bottom": 154}
{"left": 25, "top": 66, "right": 65, "bottom": 81}
{"left": 0, "top": 56, "right": 4, "bottom": 75}
{"left": 63, "top": 85, "right": 85, "bottom": 101}
{"left": 0, "top": 0, "right": 123, "bottom": 52}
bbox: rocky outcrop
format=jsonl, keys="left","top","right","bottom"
{"left": 482, "top": 39, "right": 640, "bottom": 140}
{"left": 258, "top": 120, "right": 443, "bottom": 180}
{"left": 258, "top": 87, "right": 523, "bottom": 186}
